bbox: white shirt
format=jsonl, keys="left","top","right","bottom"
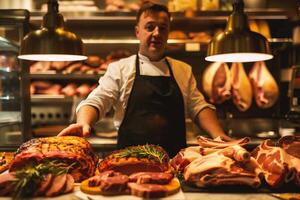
{"left": 76, "top": 54, "right": 215, "bottom": 129}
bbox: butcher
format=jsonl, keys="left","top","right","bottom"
{"left": 58, "top": 2, "right": 231, "bottom": 157}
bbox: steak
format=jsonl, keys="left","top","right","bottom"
{"left": 98, "top": 170, "right": 129, "bottom": 194}
{"left": 98, "top": 144, "right": 170, "bottom": 175}
{"left": 129, "top": 172, "right": 173, "bottom": 184}
{"left": 128, "top": 182, "right": 168, "bottom": 198}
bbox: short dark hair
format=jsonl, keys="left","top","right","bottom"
{"left": 136, "top": 1, "right": 171, "bottom": 24}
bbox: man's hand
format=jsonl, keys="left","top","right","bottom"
{"left": 211, "top": 133, "right": 233, "bottom": 141}
{"left": 57, "top": 123, "right": 91, "bottom": 137}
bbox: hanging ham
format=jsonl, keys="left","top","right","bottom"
{"left": 202, "top": 62, "right": 231, "bottom": 104}
{"left": 248, "top": 61, "right": 279, "bottom": 109}
{"left": 230, "top": 63, "right": 253, "bottom": 111}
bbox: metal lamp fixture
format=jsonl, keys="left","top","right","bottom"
{"left": 205, "top": 0, "right": 273, "bottom": 63}
{"left": 18, "top": 0, "right": 87, "bottom": 61}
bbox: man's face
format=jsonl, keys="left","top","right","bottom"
{"left": 135, "top": 11, "right": 170, "bottom": 61}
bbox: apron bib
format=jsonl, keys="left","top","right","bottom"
{"left": 118, "top": 54, "right": 186, "bottom": 157}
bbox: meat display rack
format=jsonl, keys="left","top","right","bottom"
{"left": 27, "top": 7, "right": 296, "bottom": 147}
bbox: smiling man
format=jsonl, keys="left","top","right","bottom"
{"left": 58, "top": 2, "right": 231, "bottom": 157}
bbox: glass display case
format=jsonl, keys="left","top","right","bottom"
{"left": 0, "top": 10, "right": 30, "bottom": 150}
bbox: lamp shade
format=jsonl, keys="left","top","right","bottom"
{"left": 18, "top": 0, "right": 87, "bottom": 61}
{"left": 205, "top": 0, "right": 273, "bottom": 63}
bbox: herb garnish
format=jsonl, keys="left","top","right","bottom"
{"left": 13, "top": 160, "right": 75, "bottom": 200}
{"left": 113, "top": 144, "right": 167, "bottom": 163}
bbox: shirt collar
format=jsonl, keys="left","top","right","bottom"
{"left": 138, "top": 53, "right": 166, "bottom": 64}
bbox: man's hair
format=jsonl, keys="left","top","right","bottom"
{"left": 136, "top": 1, "right": 171, "bottom": 24}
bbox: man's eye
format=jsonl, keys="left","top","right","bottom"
{"left": 145, "top": 25, "right": 155, "bottom": 32}
{"left": 159, "top": 26, "right": 167, "bottom": 31}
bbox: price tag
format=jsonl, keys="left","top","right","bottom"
{"left": 185, "top": 43, "right": 200, "bottom": 52}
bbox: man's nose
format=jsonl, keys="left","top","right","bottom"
{"left": 152, "top": 26, "right": 160, "bottom": 36}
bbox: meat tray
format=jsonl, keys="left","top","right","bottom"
{"left": 179, "top": 178, "right": 300, "bottom": 193}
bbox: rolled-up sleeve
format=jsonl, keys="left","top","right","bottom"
{"left": 186, "top": 65, "right": 215, "bottom": 121}
{"left": 76, "top": 62, "right": 121, "bottom": 120}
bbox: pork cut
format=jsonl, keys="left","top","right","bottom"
{"left": 170, "top": 146, "right": 202, "bottom": 173}
{"left": 0, "top": 173, "right": 17, "bottom": 196}
{"left": 197, "top": 136, "right": 250, "bottom": 149}
{"left": 230, "top": 62, "right": 253, "bottom": 111}
{"left": 253, "top": 136, "right": 300, "bottom": 188}
{"left": 9, "top": 136, "right": 97, "bottom": 182}
{"left": 183, "top": 153, "right": 261, "bottom": 188}
{"left": 202, "top": 62, "right": 231, "bottom": 104}
{"left": 251, "top": 139, "right": 299, "bottom": 188}
{"left": 249, "top": 61, "right": 279, "bottom": 109}
{"left": 277, "top": 135, "right": 300, "bottom": 159}
{"left": 171, "top": 137, "right": 260, "bottom": 188}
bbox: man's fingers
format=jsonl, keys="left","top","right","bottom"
{"left": 82, "top": 125, "right": 91, "bottom": 137}
{"left": 220, "top": 134, "right": 234, "bottom": 141}
{"left": 57, "top": 124, "right": 84, "bottom": 136}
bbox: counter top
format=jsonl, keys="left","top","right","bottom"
{"left": 0, "top": 184, "right": 282, "bottom": 200}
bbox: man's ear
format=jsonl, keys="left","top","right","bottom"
{"left": 135, "top": 25, "right": 139, "bottom": 38}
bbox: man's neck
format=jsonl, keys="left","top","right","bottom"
{"left": 138, "top": 51, "right": 164, "bottom": 62}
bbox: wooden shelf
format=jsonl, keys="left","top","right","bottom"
{"left": 30, "top": 72, "right": 104, "bottom": 80}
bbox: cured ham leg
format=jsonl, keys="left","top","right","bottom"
{"left": 230, "top": 63, "right": 253, "bottom": 111}
{"left": 249, "top": 61, "right": 279, "bottom": 109}
{"left": 202, "top": 62, "right": 231, "bottom": 104}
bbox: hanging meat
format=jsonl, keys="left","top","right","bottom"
{"left": 230, "top": 63, "right": 253, "bottom": 111}
{"left": 9, "top": 136, "right": 98, "bottom": 183}
{"left": 249, "top": 61, "right": 279, "bottom": 109}
{"left": 202, "top": 62, "right": 231, "bottom": 104}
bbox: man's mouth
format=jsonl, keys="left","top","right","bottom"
{"left": 150, "top": 41, "right": 163, "bottom": 46}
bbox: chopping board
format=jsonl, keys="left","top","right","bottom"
{"left": 78, "top": 177, "right": 185, "bottom": 199}
{"left": 74, "top": 189, "right": 185, "bottom": 200}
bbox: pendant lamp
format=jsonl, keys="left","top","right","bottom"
{"left": 0, "top": 37, "right": 18, "bottom": 53}
{"left": 18, "top": 0, "right": 87, "bottom": 61}
{"left": 205, "top": 0, "right": 273, "bottom": 63}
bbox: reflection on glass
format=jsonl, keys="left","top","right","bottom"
{"left": 289, "top": 65, "right": 300, "bottom": 113}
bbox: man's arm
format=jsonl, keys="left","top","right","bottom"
{"left": 58, "top": 105, "right": 99, "bottom": 137}
{"left": 195, "top": 107, "right": 232, "bottom": 141}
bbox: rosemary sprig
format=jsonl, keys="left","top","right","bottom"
{"left": 12, "top": 159, "right": 75, "bottom": 200}
{"left": 114, "top": 144, "right": 167, "bottom": 163}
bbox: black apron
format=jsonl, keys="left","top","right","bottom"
{"left": 117, "top": 54, "right": 187, "bottom": 157}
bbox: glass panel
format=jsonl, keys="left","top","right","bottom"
{"left": 289, "top": 65, "right": 300, "bottom": 112}
{"left": 0, "top": 23, "right": 22, "bottom": 146}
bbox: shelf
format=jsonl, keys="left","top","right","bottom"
{"left": 83, "top": 38, "right": 292, "bottom": 53}
{"left": 84, "top": 38, "right": 292, "bottom": 44}
{"left": 31, "top": 95, "right": 75, "bottom": 103}
{"left": 30, "top": 72, "right": 104, "bottom": 80}
{"left": 29, "top": 9, "right": 288, "bottom": 22}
